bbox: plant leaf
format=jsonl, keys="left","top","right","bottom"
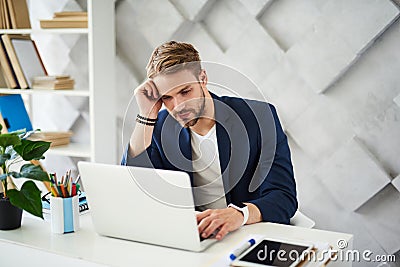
{"left": 0, "top": 153, "right": 11, "bottom": 165}
{"left": 13, "top": 139, "right": 50, "bottom": 161}
{"left": 7, "top": 181, "right": 43, "bottom": 219}
{"left": 0, "top": 134, "right": 21, "bottom": 149}
{"left": 12, "top": 164, "right": 50, "bottom": 182}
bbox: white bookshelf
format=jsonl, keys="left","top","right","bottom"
{"left": 0, "top": 28, "right": 88, "bottom": 35}
{"left": 0, "top": 88, "right": 90, "bottom": 97}
{"left": 0, "top": 0, "right": 116, "bottom": 164}
{"left": 46, "top": 143, "right": 91, "bottom": 158}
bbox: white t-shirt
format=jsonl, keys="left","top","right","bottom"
{"left": 190, "top": 125, "right": 227, "bottom": 211}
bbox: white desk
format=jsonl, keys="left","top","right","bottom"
{"left": 0, "top": 214, "right": 353, "bottom": 267}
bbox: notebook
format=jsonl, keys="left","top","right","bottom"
{"left": 0, "top": 94, "right": 33, "bottom": 132}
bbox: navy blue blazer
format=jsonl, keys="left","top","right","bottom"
{"left": 121, "top": 93, "right": 297, "bottom": 224}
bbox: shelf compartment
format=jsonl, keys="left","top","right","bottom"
{"left": 47, "top": 143, "right": 90, "bottom": 158}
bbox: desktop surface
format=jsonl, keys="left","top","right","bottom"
{"left": 0, "top": 213, "right": 353, "bottom": 267}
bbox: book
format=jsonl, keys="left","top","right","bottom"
{"left": 54, "top": 11, "right": 87, "bottom": 18}
{"left": 0, "top": 0, "right": 3, "bottom": 29}
{"left": 32, "top": 75, "right": 75, "bottom": 90}
{"left": 1, "top": 34, "right": 47, "bottom": 89}
{"left": 3, "top": 0, "right": 11, "bottom": 29}
{"left": 33, "top": 75, "right": 70, "bottom": 81}
{"left": 27, "top": 131, "right": 73, "bottom": 147}
{"left": 0, "top": 64, "right": 8, "bottom": 87}
{"left": 6, "top": 0, "right": 31, "bottom": 29}
{"left": 40, "top": 11, "right": 88, "bottom": 29}
{"left": 0, "top": 37, "right": 18, "bottom": 88}
{"left": 40, "top": 18, "right": 88, "bottom": 29}
{"left": 0, "top": 94, "right": 33, "bottom": 132}
{"left": 42, "top": 191, "right": 89, "bottom": 215}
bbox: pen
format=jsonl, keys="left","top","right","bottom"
{"left": 229, "top": 238, "right": 256, "bottom": 260}
{"left": 75, "top": 174, "right": 81, "bottom": 184}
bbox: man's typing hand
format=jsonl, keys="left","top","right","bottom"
{"left": 196, "top": 208, "right": 243, "bottom": 241}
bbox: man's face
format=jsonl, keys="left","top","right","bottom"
{"left": 153, "top": 69, "right": 206, "bottom": 128}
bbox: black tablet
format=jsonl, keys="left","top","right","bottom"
{"left": 231, "top": 238, "right": 313, "bottom": 267}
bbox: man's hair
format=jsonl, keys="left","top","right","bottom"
{"left": 146, "top": 41, "right": 201, "bottom": 79}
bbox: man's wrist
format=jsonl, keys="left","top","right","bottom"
{"left": 228, "top": 203, "right": 249, "bottom": 226}
{"left": 138, "top": 112, "right": 158, "bottom": 120}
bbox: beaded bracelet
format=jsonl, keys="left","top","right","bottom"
{"left": 137, "top": 114, "right": 158, "bottom": 122}
{"left": 135, "top": 117, "right": 156, "bottom": 126}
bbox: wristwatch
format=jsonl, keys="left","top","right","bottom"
{"left": 228, "top": 202, "right": 249, "bottom": 226}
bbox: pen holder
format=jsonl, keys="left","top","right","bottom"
{"left": 50, "top": 195, "right": 80, "bottom": 234}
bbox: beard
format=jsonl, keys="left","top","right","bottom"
{"left": 174, "top": 88, "right": 206, "bottom": 128}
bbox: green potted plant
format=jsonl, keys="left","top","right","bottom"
{"left": 0, "top": 124, "right": 50, "bottom": 230}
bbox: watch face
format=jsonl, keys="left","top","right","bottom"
{"left": 232, "top": 202, "right": 247, "bottom": 209}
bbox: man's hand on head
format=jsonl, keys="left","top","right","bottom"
{"left": 196, "top": 208, "right": 244, "bottom": 241}
{"left": 134, "top": 79, "right": 162, "bottom": 119}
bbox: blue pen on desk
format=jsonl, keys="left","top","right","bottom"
{"left": 229, "top": 238, "right": 256, "bottom": 260}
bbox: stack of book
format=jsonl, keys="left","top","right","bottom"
{"left": 32, "top": 75, "right": 75, "bottom": 90}
{"left": 40, "top": 11, "right": 88, "bottom": 29}
{"left": 0, "top": 0, "right": 31, "bottom": 29}
{"left": 27, "top": 131, "right": 73, "bottom": 147}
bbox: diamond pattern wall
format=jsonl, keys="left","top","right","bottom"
{"left": 114, "top": 1, "right": 400, "bottom": 265}
{"left": 27, "top": 0, "right": 400, "bottom": 265}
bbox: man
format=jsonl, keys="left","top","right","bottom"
{"left": 121, "top": 41, "right": 297, "bottom": 241}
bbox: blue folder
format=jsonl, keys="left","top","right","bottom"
{"left": 0, "top": 94, "right": 33, "bottom": 132}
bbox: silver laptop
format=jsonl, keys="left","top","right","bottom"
{"left": 78, "top": 161, "right": 217, "bottom": 252}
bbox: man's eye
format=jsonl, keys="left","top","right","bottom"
{"left": 162, "top": 96, "right": 171, "bottom": 100}
{"left": 181, "top": 89, "right": 191, "bottom": 95}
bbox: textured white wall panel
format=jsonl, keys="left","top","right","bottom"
{"left": 286, "top": 95, "right": 353, "bottom": 160}
{"left": 116, "top": 1, "right": 153, "bottom": 80}
{"left": 356, "top": 185, "right": 400, "bottom": 254}
{"left": 238, "top": 0, "right": 273, "bottom": 17}
{"left": 175, "top": 23, "right": 226, "bottom": 63}
{"left": 392, "top": 175, "right": 400, "bottom": 193}
{"left": 258, "top": 0, "right": 321, "bottom": 51}
{"left": 320, "top": 0, "right": 400, "bottom": 53}
{"left": 395, "top": 94, "right": 400, "bottom": 107}
{"left": 353, "top": 105, "right": 400, "bottom": 177}
{"left": 317, "top": 137, "right": 391, "bottom": 211}
{"left": 169, "top": 0, "right": 210, "bottom": 21}
{"left": 286, "top": 20, "right": 356, "bottom": 93}
{"left": 201, "top": 0, "right": 251, "bottom": 51}
{"left": 128, "top": 0, "right": 185, "bottom": 48}
{"left": 224, "top": 20, "right": 284, "bottom": 88}
{"left": 261, "top": 59, "right": 317, "bottom": 126}
{"left": 301, "top": 179, "right": 395, "bottom": 267}
{"left": 115, "top": 57, "right": 139, "bottom": 119}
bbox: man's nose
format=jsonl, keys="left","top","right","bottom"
{"left": 173, "top": 97, "right": 186, "bottom": 112}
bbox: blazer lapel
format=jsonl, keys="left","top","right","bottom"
{"left": 213, "top": 95, "right": 233, "bottom": 204}
{"left": 176, "top": 124, "right": 194, "bottom": 185}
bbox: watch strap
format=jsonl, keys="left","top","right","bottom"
{"left": 228, "top": 203, "right": 249, "bottom": 226}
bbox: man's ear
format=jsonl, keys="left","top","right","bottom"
{"left": 199, "top": 69, "right": 207, "bottom": 85}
